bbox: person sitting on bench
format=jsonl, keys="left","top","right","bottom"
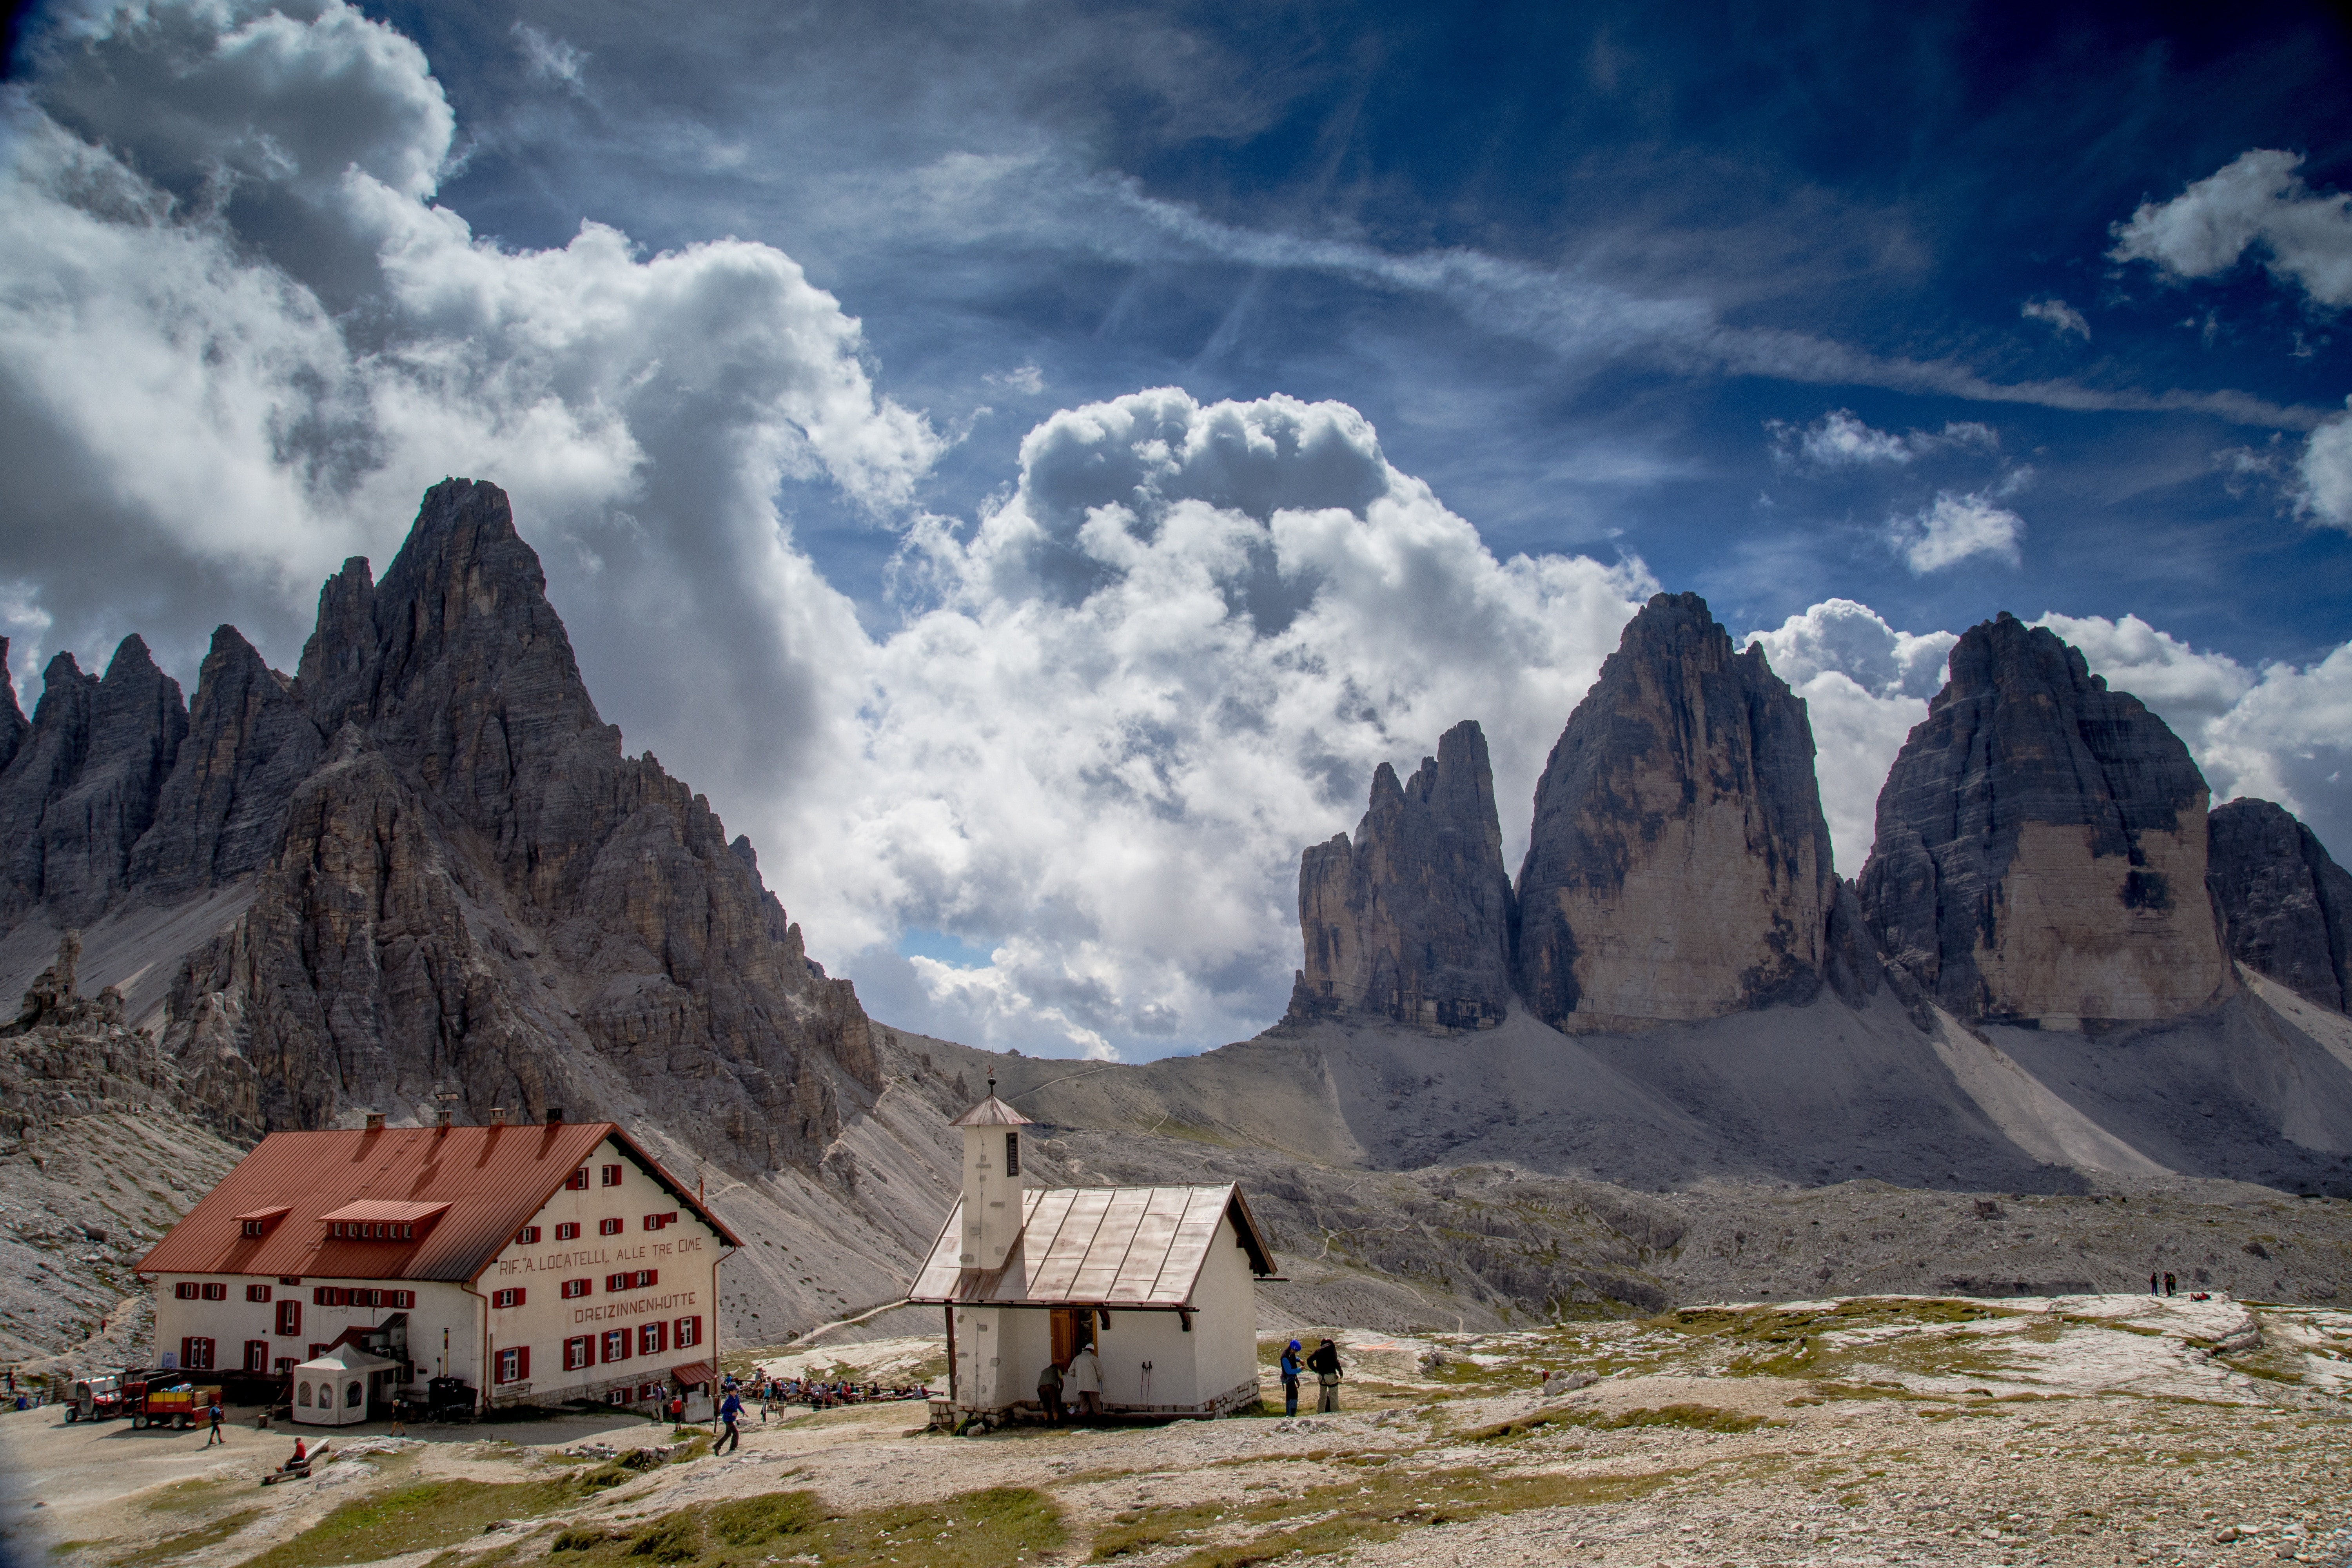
{"left": 280, "top": 1438, "right": 310, "bottom": 1472}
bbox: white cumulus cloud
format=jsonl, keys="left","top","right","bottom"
{"left": 1884, "top": 491, "right": 2025, "bottom": 573}
{"left": 1746, "top": 601, "right": 1956, "bottom": 874}
{"left": 2110, "top": 149, "right": 2352, "bottom": 307}
{"left": 813, "top": 388, "right": 1655, "bottom": 1056}
{"left": 2295, "top": 401, "right": 2352, "bottom": 530}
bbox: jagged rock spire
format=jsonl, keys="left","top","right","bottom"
{"left": 1513, "top": 592, "right": 1834, "bottom": 1030}
{"left": 1291, "top": 719, "right": 1515, "bottom": 1031}
{"left": 1859, "top": 612, "right": 2229, "bottom": 1026}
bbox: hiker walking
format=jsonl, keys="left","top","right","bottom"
{"left": 1069, "top": 1341, "right": 1103, "bottom": 1421}
{"left": 715, "top": 1388, "right": 743, "bottom": 1454}
{"left": 2149, "top": 1271, "right": 2159, "bottom": 1296}
{"left": 1279, "top": 1340, "right": 1303, "bottom": 1417}
{"left": 1036, "top": 1358, "right": 1066, "bottom": 1425}
{"left": 1307, "top": 1338, "right": 1343, "bottom": 1414}
{"left": 203, "top": 1397, "right": 225, "bottom": 1446}
{"left": 2163, "top": 1272, "right": 2176, "bottom": 1297}
{"left": 389, "top": 1397, "right": 407, "bottom": 1436}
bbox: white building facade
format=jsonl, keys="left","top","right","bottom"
{"left": 140, "top": 1116, "right": 736, "bottom": 1417}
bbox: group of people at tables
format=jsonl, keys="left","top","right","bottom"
{"left": 746, "top": 1372, "right": 931, "bottom": 1412}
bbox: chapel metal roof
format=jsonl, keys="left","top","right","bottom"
{"left": 905, "top": 1183, "right": 1274, "bottom": 1308}
{"left": 948, "top": 1094, "right": 1033, "bottom": 1127}
{"left": 137, "top": 1122, "right": 740, "bottom": 1282}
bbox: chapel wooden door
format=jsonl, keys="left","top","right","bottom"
{"left": 1050, "top": 1309, "right": 1078, "bottom": 1366}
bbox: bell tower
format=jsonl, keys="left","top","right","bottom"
{"left": 951, "top": 1075, "right": 1032, "bottom": 1270}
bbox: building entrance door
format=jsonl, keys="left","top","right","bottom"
{"left": 1050, "top": 1309, "right": 1094, "bottom": 1367}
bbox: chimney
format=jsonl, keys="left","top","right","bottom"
{"left": 434, "top": 1109, "right": 452, "bottom": 1130}
{"left": 363, "top": 1111, "right": 385, "bottom": 1132}
{"left": 544, "top": 1107, "right": 564, "bottom": 1125}
{"left": 489, "top": 1106, "right": 510, "bottom": 1126}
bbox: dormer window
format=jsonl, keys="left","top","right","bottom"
{"left": 318, "top": 1200, "right": 449, "bottom": 1242}
{"left": 235, "top": 1205, "right": 290, "bottom": 1239}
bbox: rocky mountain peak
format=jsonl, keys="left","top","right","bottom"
{"left": 134, "top": 479, "right": 880, "bottom": 1172}
{"left": 2207, "top": 796, "right": 2352, "bottom": 1012}
{"left": 1513, "top": 591, "right": 1834, "bottom": 1030}
{"left": 1859, "top": 611, "right": 2229, "bottom": 1026}
{"left": 1290, "top": 718, "right": 1515, "bottom": 1031}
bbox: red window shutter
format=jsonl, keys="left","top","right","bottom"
{"left": 518, "top": 1346, "right": 529, "bottom": 1380}
{"left": 181, "top": 1336, "right": 194, "bottom": 1366}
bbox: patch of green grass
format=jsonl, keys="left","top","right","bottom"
{"left": 537, "top": 1486, "right": 1062, "bottom": 1568}
{"left": 137, "top": 1479, "right": 240, "bottom": 1517}
{"left": 238, "top": 1477, "right": 600, "bottom": 1568}
{"left": 1461, "top": 1403, "right": 1776, "bottom": 1443}
{"left": 244, "top": 1442, "right": 716, "bottom": 1568}
{"left": 109, "top": 1509, "right": 261, "bottom": 1566}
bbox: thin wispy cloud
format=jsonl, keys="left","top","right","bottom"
{"left": 2022, "top": 297, "right": 2091, "bottom": 338}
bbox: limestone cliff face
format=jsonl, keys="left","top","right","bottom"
{"left": 1858, "top": 612, "right": 2230, "bottom": 1026}
{"left": 1512, "top": 592, "right": 1835, "bottom": 1030}
{"left": 1290, "top": 719, "right": 1515, "bottom": 1031}
{"left": 0, "top": 637, "right": 187, "bottom": 926}
{"left": 2207, "top": 797, "right": 2352, "bottom": 1012}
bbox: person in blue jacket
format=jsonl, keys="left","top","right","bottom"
{"left": 715, "top": 1388, "right": 743, "bottom": 1453}
{"left": 1279, "top": 1340, "right": 1302, "bottom": 1417}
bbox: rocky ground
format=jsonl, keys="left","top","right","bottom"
{"left": 7, "top": 1291, "right": 2348, "bottom": 1568}
{"left": 0, "top": 1109, "right": 245, "bottom": 1371}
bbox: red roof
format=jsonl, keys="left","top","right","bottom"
{"left": 138, "top": 1122, "right": 740, "bottom": 1282}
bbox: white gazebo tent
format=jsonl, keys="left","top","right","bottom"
{"left": 292, "top": 1343, "right": 402, "bottom": 1426}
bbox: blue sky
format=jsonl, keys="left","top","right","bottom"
{"left": 379, "top": 0, "right": 2352, "bottom": 655}
{"left": 4, "top": 0, "right": 2350, "bottom": 1058}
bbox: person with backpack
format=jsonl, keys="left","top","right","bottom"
{"left": 1307, "top": 1338, "right": 1343, "bottom": 1413}
{"left": 1035, "top": 1358, "right": 1065, "bottom": 1424}
{"left": 1279, "top": 1340, "right": 1302, "bottom": 1417}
